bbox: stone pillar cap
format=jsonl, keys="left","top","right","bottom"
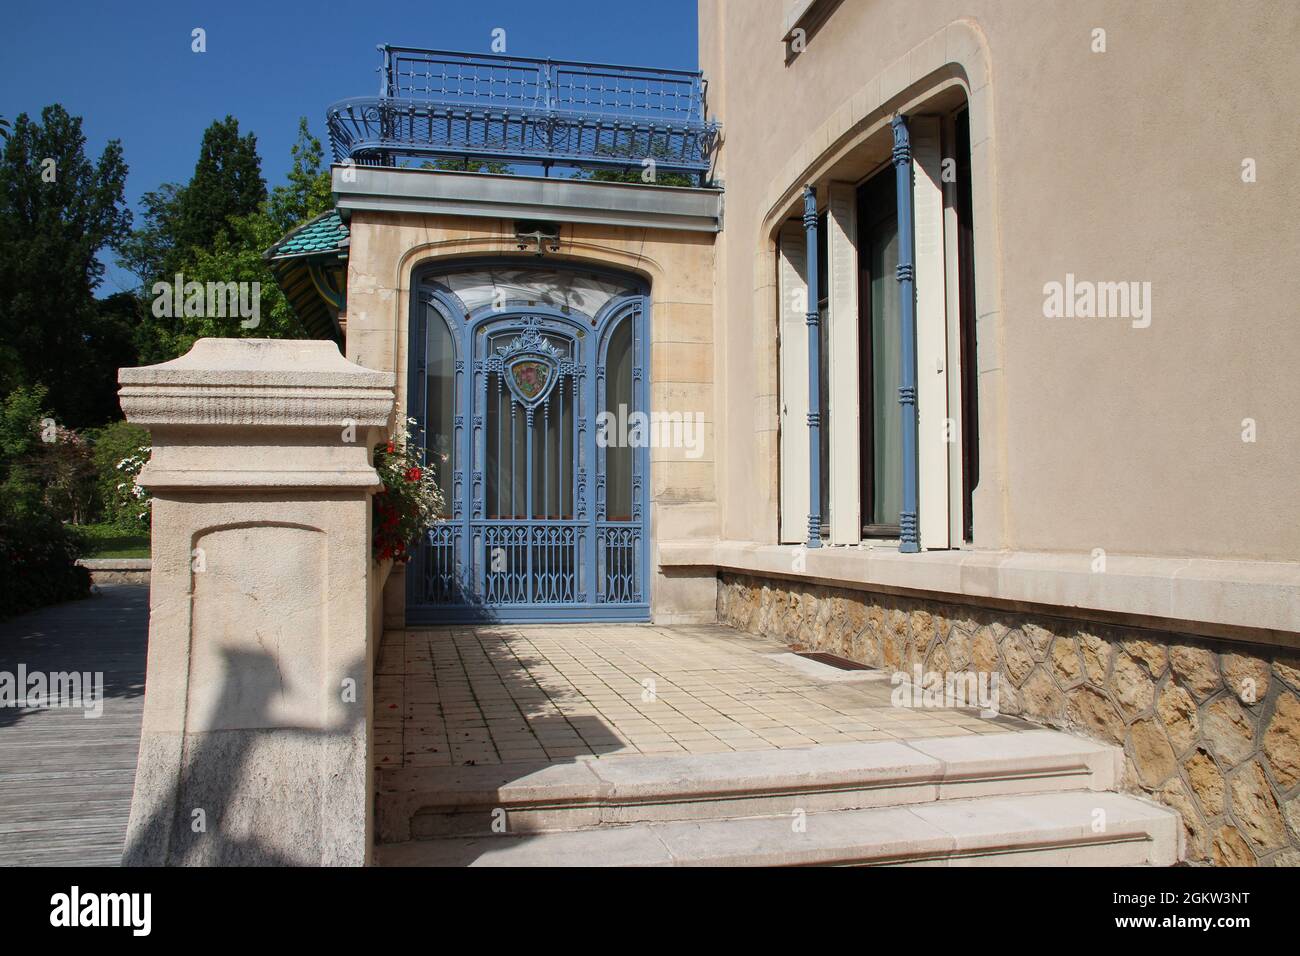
{"left": 120, "top": 338, "right": 395, "bottom": 430}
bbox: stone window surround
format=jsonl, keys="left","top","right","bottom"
{"left": 685, "top": 17, "right": 1299, "bottom": 647}
{"left": 743, "top": 18, "right": 1003, "bottom": 553}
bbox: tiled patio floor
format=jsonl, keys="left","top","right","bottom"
{"left": 375, "top": 623, "right": 1027, "bottom": 769}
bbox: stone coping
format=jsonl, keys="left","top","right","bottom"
{"left": 118, "top": 337, "right": 392, "bottom": 389}
{"left": 658, "top": 540, "right": 1300, "bottom": 645}
{"left": 77, "top": 558, "right": 151, "bottom": 570}
{"left": 119, "top": 338, "right": 396, "bottom": 432}
{"left": 332, "top": 165, "right": 724, "bottom": 233}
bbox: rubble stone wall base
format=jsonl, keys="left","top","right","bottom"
{"left": 717, "top": 572, "right": 1300, "bottom": 866}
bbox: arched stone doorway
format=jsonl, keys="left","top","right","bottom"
{"left": 407, "top": 260, "right": 650, "bottom": 622}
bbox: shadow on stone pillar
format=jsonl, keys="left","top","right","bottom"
{"left": 117, "top": 338, "right": 395, "bottom": 866}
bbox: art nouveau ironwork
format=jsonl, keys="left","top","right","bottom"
{"left": 407, "top": 263, "right": 650, "bottom": 621}
{"left": 328, "top": 46, "right": 720, "bottom": 184}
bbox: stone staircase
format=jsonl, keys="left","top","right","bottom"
{"left": 374, "top": 729, "right": 1182, "bottom": 866}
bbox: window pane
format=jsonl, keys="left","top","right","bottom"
{"left": 869, "top": 219, "right": 903, "bottom": 527}
{"left": 485, "top": 380, "right": 527, "bottom": 519}
{"left": 425, "top": 309, "right": 455, "bottom": 517}
{"left": 604, "top": 318, "right": 634, "bottom": 521}
{"left": 531, "top": 381, "right": 574, "bottom": 519}
{"left": 818, "top": 304, "right": 831, "bottom": 532}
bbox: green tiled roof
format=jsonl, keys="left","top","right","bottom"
{"left": 265, "top": 209, "right": 350, "bottom": 342}
{"left": 268, "top": 209, "right": 349, "bottom": 259}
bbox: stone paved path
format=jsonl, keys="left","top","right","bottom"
{"left": 376, "top": 623, "right": 1028, "bottom": 769}
{"left": 0, "top": 585, "right": 148, "bottom": 866}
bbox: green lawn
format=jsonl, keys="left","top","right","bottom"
{"left": 78, "top": 523, "right": 151, "bottom": 559}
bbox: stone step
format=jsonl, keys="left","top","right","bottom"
{"left": 375, "top": 791, "right": 1181, "bottom": 866}
{"left": 378, "top": 729, "right": 1122, "bottom": 842}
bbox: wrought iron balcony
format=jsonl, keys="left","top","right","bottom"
{"left": 327, "top": 45, "right": 720, "bottom": 185}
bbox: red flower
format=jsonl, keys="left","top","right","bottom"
{"left": 405, "top": 467, "right": 422, "bottom": 482}
{"left": 386, "top": 441, "right": 395, "bottom": 454}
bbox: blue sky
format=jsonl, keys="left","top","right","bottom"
{"left": 1, "top": 0, "right": 700, "bottom": 295}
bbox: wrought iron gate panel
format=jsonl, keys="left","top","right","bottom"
{"left": 407, "top": 264, "right": 649, "bottom": 623}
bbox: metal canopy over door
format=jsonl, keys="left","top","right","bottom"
{"left": 407, "top": 263, "right": 650, "bottom": 622}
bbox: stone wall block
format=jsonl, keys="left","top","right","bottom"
{"left": 1020, "top": 667, "right": 1065, "bottom": 724}
{"left": 1183, "top": 747, "right": 1225, "bottom": 817}
{"left": 1066, "top": 685, "right": 1126, "bottom": 746}
{"left": 1158, "top": 778, "right": 1209, "bottom": 862}
{"left": 1111, "top": 651, "right": 1156, "bottom": 717}
{"left": 1262, "top": 690, "right": 1300, "bottom": 789}
{"left": 1156, "top": 682, "right": 1200, "bottom": 756}
{"left": 1203, "top": 696, "right": 1257, "bottom": 768}
{"left": 1001, "top": 630, "right": 1035, "bottom": 687}
{"left": 1211, "top": 825, "right": 1256, "bottom": 866}
{"left": 1049, "top": 636, "right": 1084, "bottom": 689}
{"left": 1129, "top": 717, "right": 1178, "bottom": 788}
{"left": 1170, "top": 644, "right": 1224, "bottom": 701}
{"left": 1123, "top": 638, "right": 1169, "bottom": 678}
{"left": 1275, "top": 655, "right": 1300, "bottom": 693}
{"left": 946, "top": 628, "right": 972, "bottom": 670}
{"left": 1077, "top": 627, "right": 1113, "bottom": 687}
{"left": 1228, "top": 761, "right": 1290, "bottom": 853}
{"left": 1022, "top": 622, "right": 1054, "bottom": 660}
{"left": 1222, "top": 651, "right": 1270, "bottom": 706}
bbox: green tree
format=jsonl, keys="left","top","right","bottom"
{"left": 170, "top": 116, "right": 266, "bottom": 272}
{"left": 116, "top": 182, "right": 183, "bottom": 292}
{"left": 418, "top": 157, "right": 514, "bottom": 175}
{"left": 0, "top": 384, "right": 47, "bottom": 463}
{"left": 125, "top": 117, "right": 330, "bottom": 360}
{"left": 573, "top": 142, "right": 696, "bottom": 187}
{"left": 0, "top": 105, "right": 132, "bottom": 427}
{"left": 268, "top": 118, "right": 333, "bottom": 234}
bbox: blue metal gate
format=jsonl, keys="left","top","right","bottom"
{"left": 407, "top": 262, "right": 650, "bottom": 622}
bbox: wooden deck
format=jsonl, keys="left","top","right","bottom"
{"left": 0, "top": 585, "right": 148, "bottom": 866}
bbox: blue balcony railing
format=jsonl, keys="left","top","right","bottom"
{"left": 327, "top": 45, "right": 720, "bottom": 184}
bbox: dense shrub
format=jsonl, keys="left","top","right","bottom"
{"left": 0, "top": 513, "right": 90, "bottom": 618}
{"left": 1, "top": 385, "right": 99, "bottom": 523}
{"left": 0, "top": 385, "right": 95, "bottom": 617}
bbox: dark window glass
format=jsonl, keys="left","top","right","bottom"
{"left": 857, "top": 168, "right": 903, "bottom": 535}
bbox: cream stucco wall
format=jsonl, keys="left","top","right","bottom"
{"left": 343, "top": 210, "right": 719, "bottom": 623}
{"left": 701, "top": 0, "right": 1300, "bottom": 564}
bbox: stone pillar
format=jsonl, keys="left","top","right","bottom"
{"left": 117, "top": 338, "right": 395, "bottom": 866}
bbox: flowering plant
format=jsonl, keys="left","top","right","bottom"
{"left": 113, "top": 445, "right": 152, "bottom": 529}
{"left": 372, "top": 420, "right": 444, "bottom": 564}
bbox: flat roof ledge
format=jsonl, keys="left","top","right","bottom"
{"left": 332, "top": 166, "right": 723, "bottom": 233}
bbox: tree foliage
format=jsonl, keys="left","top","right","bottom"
{"left": 171, "top": 116, "right": 266, "bottom": 272}
{"left": 0, "top": 105, "right": 133, "bottom": 427}
{"left": 124, "top": 116, "right": 331, "bottom": 361}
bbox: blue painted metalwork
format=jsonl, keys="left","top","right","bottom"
{"left": 328, "top": 46, "right": 720, "bottom": 185}
{"left": 803, "top": 185, "right": 822, "bottom": 549}
{"left": 891, "top": 115, "right": 920, "bottom": 553}
{"left": 406, "top": 261, "right": 650, "bottom": 622}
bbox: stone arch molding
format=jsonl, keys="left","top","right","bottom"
{"left": 390, "top": 238, "right": 666, "bottom": 326}
{"left": 758, "top": 18, "right": 994, "bottom": 235}
{"left": 384, "top": 235, "right": 667, "bottom": 403}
